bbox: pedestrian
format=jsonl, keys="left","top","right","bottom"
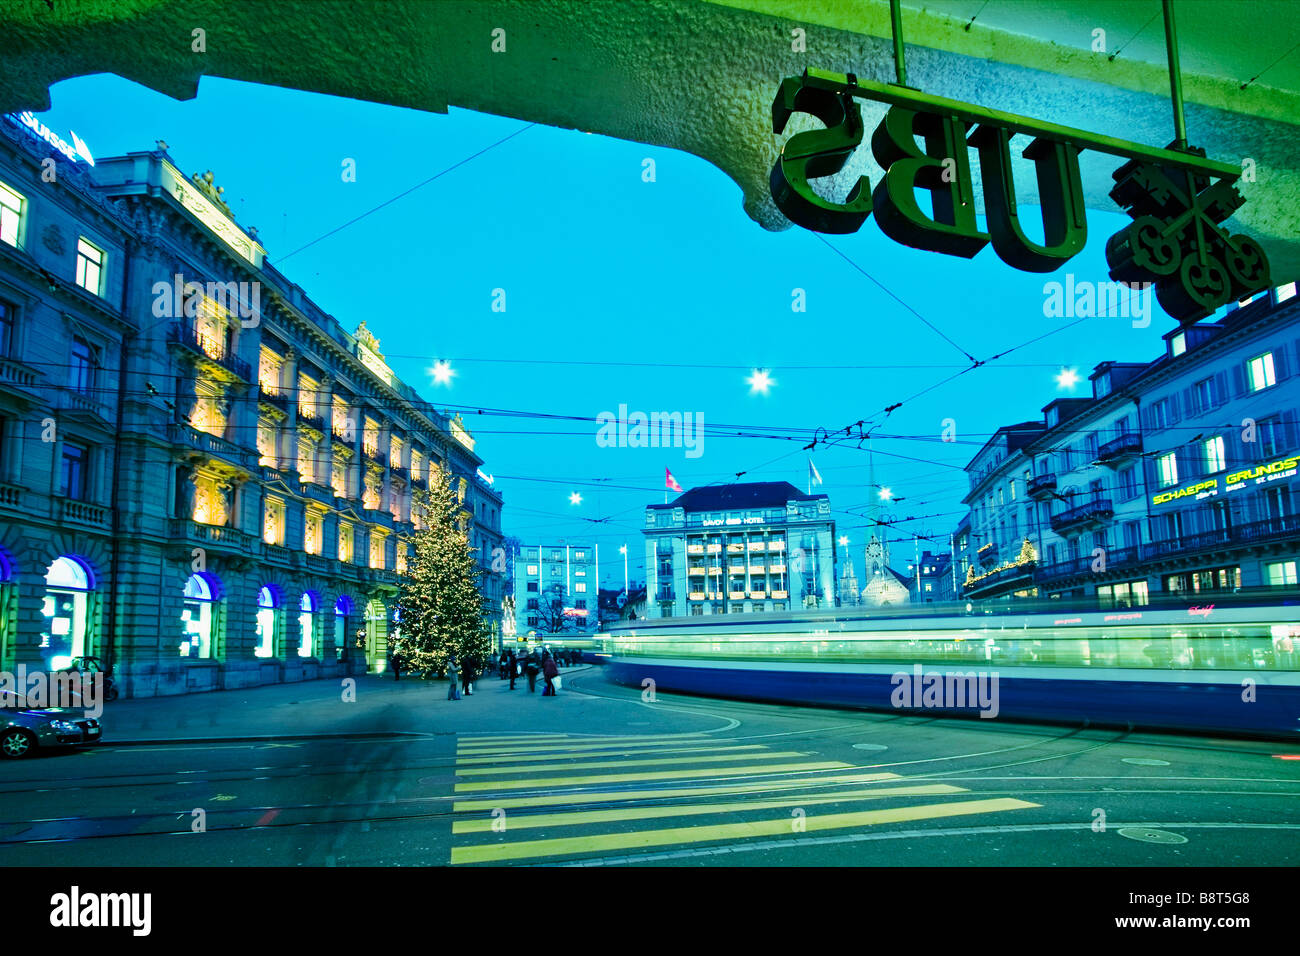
{"left": 446, "top": 656, "right": 461, "bottom": 700}
{"left": 525, "top": 650, "right": 540, "bottom": 693}
{"left": 542, "top": 650, "right": 559, "bottom": 696}
{"left": 462, "top": 656, "right": 476, "bottom": 696}
{"left": 508, "top": 650, "right": 518, "bottom": 690}
{"left": 390, "top": 642, "right": 402, "bottom": 681}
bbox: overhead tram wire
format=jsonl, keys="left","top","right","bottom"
{"left": 276, "top": 122, "right": 537, "bottom": 263}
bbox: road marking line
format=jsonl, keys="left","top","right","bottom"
{"left": 453, "top": 744, "right": 768, "bottom": 763}
{"left": 453, "top": 761, "right": 854, "bottom": 793}
{"left": 452, "top": 785, "right": 967, "bottom": 832}
{"left": 455, "top": 751, "right": 806, "bottom": 777}
{"left": 457, "top": 733, "right": 709, "bottom": 751}
{"left": 451, "top": 797, "right": 1040, "bottom": 864}
{"left": 455, "top": 740, "right": 754, "bottom": 758}
{"left": 451, "top": 773, "right": 903, "bottom": 811}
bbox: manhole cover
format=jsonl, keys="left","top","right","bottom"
{"left": 852, "top": 743, "right": 889, "bottom": 752}
{"left": 1122, "top": 757, "right": 1171, "bottom": 766}
{"left": 1117, "top": 827, "right": 1188, "bottom": 845}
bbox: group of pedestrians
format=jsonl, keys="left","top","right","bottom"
{"left": 437, "top": 646, "right": 579, "bottom": 700}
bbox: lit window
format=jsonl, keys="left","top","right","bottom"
{"left": 0, "top": 181, "right": 22, "bottom": 247}
{"left": 263, "top": 496, "right": 285, "bottom": 546}
{"left": 527, "top": 565, "right": 538, "bottom": 575}
{"left": 75, "top": 238, "right": 104, "bottom": 296}
{"left": 255, "top": 586, "right": 276, "bottom": 658}
{"left": 574, "top": 582, "right": 587, "bottom": 593}
{"left": 257, "top": 419, "right": 277, "bottom": 468}
{"left": 299, "top": 593, "right": 315, "bottom": 658}
{"left": 304, "top": 511, "right": 322, "bottom": 555}
{"left": 338, "top": 522, "right": 353, "bottom": 563}
{"left": 1157, "top": 452, "right": 1178, "bottom": 488}
{"left": 1266, "top": 561, "right": 1298, "bottom": 587}
{"left": 1203, "top": 436, "right": 1226, "bottom": 474}
{"left": 1247, "top": 352, "right": 1276, "bottom": 392}
{"left": 1276, "top": 281, "right": 1297, "bottom": 303}
{"left": 181, "top": 573, "right": 215, "bottom": 659}
{"left": 1170, "top": 332, "right": 1186, "bottom": 357}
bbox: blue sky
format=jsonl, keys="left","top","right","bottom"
{"left": 33, "top": 73, "right": 1174, "bottom": 588}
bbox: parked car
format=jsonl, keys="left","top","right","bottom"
{"left": 0, "top": 690, "right": 103, "bottom": 759}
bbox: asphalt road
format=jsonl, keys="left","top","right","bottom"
{"left": 1, "top": 667, "right": 1297, "bottom": 866}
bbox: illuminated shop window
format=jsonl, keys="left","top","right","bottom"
{"left": 299, "top": 592, "right": 315, "bottom": 658}
{"left": 181, "top": 573, "right": 216, "bottom": 659}
{"left": 255, "top": 586, "right": 276, "bottom": 658}
{"left": 41, "top": 556, "right": 92, "bottom": 670}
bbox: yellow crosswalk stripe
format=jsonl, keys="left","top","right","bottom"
{"left": 453, "top": 761, "right": 854, "bottom": 793}
{"left": 452, "top": 772, "right": 903, "bottom": 812}
{"left": 455, "top": 740, "right": 746, "bottom": 758}
{"left": 454, "top": 743, "right": 769, "bottom": 764}
{"left": 451, "top": 798, "right": 1040, "bottom": 864}
{"left": 455, "top": 751, "right": 808, "bottom": 777}
{"left": 452, "top": 784, "right": 967, "bottom": 833}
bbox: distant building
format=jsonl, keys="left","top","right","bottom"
{"left": 958, "top": 286, "right": 1300, "bottom": 604}
{"left": 598, "top": 584, "right": 647, "bottom": 628}
{"left": 906, "top": 549, "right": 954, "bottom": 603}
{"left": 643, "top": 481, "right": 836, "bottom": 617}
{"left": 513, "top": 543, "right": 597, "bottom": 637}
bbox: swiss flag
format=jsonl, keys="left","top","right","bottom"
{"left": 665, "top": 468, "right": 683, "bottom": 493}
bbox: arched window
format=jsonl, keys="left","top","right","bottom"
{"left": 334, "top": 595, "right": 353, "bottom": 663}
{"left": 255, "top": 586, "right": 277, "bottom": 658}
{"left": 42, "top": 556, "right": 93, "bottom": 669}
{"left": 181, "top": 573, "right": 218, "bottom": 659}
{"left": 298, "top": 593, "right": 316, "bottom": 659}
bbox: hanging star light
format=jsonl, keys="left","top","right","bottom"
{"left": 569, "top": 492, "right": 583, "bottom": 506}
{"left": 746, "top": 368, "right": 775, "bottom": 395}
{"left": 429, "top": 360, "right": 455, "bottom": 386}
{"left": 1055, "top": 366, "right": 1081, "bottom": 391}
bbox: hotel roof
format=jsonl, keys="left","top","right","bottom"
{"left": 647, "top": 481, "right": 827, "bottom": 512}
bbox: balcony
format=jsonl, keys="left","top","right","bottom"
{"left": 168, "top": 324, "right": 252, "bottom": 381}
{"left": 1143, "top": 513, "right": 1300, "bottom": 561}
{"left": 169, "top": 422, "right": 253, "bottom": 469}
{"left": 297, "top": 408, "right": 325, "bottom": 432}
{"left": 0, "top": 355, "right": 41, "bottom": 394}
{"left": 770, "top": 563, "right": 786, "bottom": 573}
{"left": 688, "top": 591, "right": 707, "bottom": 601}
{"left": 728, "top": 590, "right": 746, "bottom": 600}
{"left": 688, "top": 566, "right": 707, "bottom": 576}
{"left": 56, "top": 497, "right": 110, "bottom": 529}
{"left": 687, "top": 544, "right": 705, "bottom": 554}
{"left": 56, "top": 387, "right": 109, "bottom": 422}
{"left": 771, "top": 590, "right": 788, "bottom": 599}
{"left": 410, "top": 475, "right": 428, "bottom": 490}
{"left": 963, "top": 561, "right": 1038, "bottom": 598}
{"left": 1026, "top": 473, "right": 1058, "bottom": 499}
{"left": 750, "top": 589, "right": 766, "bottom": 598}
{"left": 977, "top": 541, "right": 998, "bottom": 566}
{"left": 0, "top": 482, "right": 22, "bottom": 510}
{"left": 362, "top": 448, "right": 388, "bottom": 469}
{"left": 258, "top": 386, "right": 290, "bottom": 414}
{"left": 1050, "top": 498, "right": 1113, "bottom": 534}
{"left": 168, "top": 519, "right": 258, "bottom": 554}
{"left": 747, "top": 541, "right": 766, "bottom": 551}
{"left": 1097, "top": 432, "right": 1143, "bottom": 466}
{"left": 390, "top": 464, "right": 409, "bottom": 481}
{"left": 768, "top": 541, "right": 785, "bottom": 551}
{"left": 726, "top": 543, "right": 745, "bottom": 553}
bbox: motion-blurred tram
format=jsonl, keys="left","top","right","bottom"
{"left": 599, "top": 600, "right": 1300, "bottom": 738}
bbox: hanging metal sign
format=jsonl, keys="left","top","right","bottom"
{"left": 769, "top": 68, "right": 1270, "bottom": 324}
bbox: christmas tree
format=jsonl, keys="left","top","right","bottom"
{"left": 395, "top": 464, "right": 492, "bottom": 676}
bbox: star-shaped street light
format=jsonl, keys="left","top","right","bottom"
{"left": 429, "top": 360, "right": 455, "bottom": 386}
{"left": 746, "top": 367, "right": 775, "bottom": 395}
{"left": 568, "top": 492, "right": 583, "bottom": 506}
{"left": 1055, "top": 366, "right": 1080, "bottom": 391}
{"left": 878, "top": 487, "right": 893, "bottom": 501}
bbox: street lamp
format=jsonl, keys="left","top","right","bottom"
{"left": 619, "top": 544, "right": 628, "bottom": 592}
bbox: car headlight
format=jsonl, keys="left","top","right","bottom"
{"left": 49, "top": 720, "right": 79, "bottom": 733}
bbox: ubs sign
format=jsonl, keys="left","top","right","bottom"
{"left": 769, "top": 69, "right": 1270, "bottom": 324}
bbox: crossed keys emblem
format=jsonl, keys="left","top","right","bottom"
{"left": 1105, "top": 150, "right": 1270, "bottom": 324}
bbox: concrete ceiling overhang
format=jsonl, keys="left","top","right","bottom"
{"left": 1, "top": 0, "right": 1296, "bottom": 278}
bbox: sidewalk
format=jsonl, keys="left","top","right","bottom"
{"left": 102, "top": 665, "right": 600, "bottom": 744}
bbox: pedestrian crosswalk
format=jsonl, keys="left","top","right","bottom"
{"left": 448, "top": 733, "right": 1039, "bottom": 865}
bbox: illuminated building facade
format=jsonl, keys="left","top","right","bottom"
{"left": 0, "top": 119, "right": 504, "bottom": 695}
{"left": 960, "top": 286, "right": 1300, "bottom": 604}
{"left": 513, "top": 543, "right": 597, "bottom": 638}
{"left": 643, "top": 482, "right": 836, "bottom": 618}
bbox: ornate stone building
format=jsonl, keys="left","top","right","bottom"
{"left": 0, "top": 117, "right": 504, "bottom": 696}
